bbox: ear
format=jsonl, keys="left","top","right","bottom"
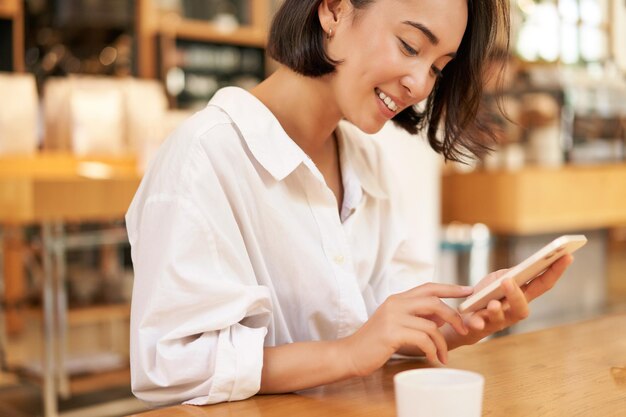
{"left": 318, "top": 0, "right": 347, "bottom": 33}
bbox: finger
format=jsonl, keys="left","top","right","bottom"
{"left": 404, "top": 282, "right": 474, "bottom": 299}
{"left": 486, "top": 299, "right": 506, "bottom": 327}
{"left": 421, "top": 314, "right": 447, "bottom": 328}
{"left": 466, "top": 311, "right": 486, "bottom": 331}
{"left": 401, "top": 327, "right": 439, "bottom": 364}
{"left": 473, "top": 268, "right": 510, "bottom": 292}
{"left": 493, "top": 269, "right": 510, "bottom": 278}
{"left": 402, "top": 317, "right": 449, "bottom": 364}
{"left": 502, "top": 279, "right": 529, "bottom": 320}
{"left": 464, "top": 297, "right": 504, "bottom": 331}
{"left": 523, "top": 255, "right": 573, "bottom": 302}
{"left": 404, "top": 297, "right": 469, "bottom": 335}
{"left": 417, "top": 334, "right": 439, "bottom": 364}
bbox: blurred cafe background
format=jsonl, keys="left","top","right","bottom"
{"left": 0, "top": 1, "right": 625, "bottom": 416}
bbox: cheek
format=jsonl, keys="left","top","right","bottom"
{"left": 331, "top": 60, "right": 370, "bottom": 104}
{"left": 363, "top": 40, "right": 407, "bottom": 84}
{"left": 339, "top": 44, "right": 403, "bottom": 90}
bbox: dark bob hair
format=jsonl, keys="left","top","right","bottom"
{"left": 268, "top": 0, "right": 510, "bottom": 162}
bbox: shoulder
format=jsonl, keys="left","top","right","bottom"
{"left": 162, "top": 104, "right": 240, "bottom": 157}
{"left": 127, "top": 103, "right": 249, "bottom": 221}
{"left": 141, "top": 108, "right": 234, "bottom": 186}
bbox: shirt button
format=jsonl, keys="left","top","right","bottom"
{"left": 333, "top": 255, "right": 345, "bottom": 265}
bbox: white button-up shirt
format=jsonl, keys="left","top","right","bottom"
{"left": 126, "top": 87, "right": 432, "bottom": 407}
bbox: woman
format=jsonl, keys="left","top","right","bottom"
{"left": 126, "top": 0, "right": 573, "bottom": 406}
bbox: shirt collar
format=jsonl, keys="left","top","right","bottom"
{"left": 208, "top": 87, "right": 387, "bottom": 200}
{"left": 208, "top": 87, "right": 308, "bottom": 181}
{"left": 336, "top": 122, "right": 388, "bottom": 200}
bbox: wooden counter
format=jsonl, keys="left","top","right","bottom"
{"left": 442, "top": 163, "right": 626, "bottom": 235}
{"left": 129, "top": 313, "right": 626, "bottom": 417}
{"left": 0, "top": 153, "right": 141, "bottom": 224}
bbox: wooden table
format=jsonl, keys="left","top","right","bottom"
{"left": 0, "top": 153, "right": 142, "bottom": 417}
{"left": 130, "top": 313, "right": 626, "bottom": 417}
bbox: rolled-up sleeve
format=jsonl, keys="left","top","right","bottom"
{"left": 127, "top": 194, "right": 271, "bottom": 407}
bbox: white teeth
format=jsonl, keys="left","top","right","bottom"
{"left": 376, "top": 89, "right": 398, "bottom": 112}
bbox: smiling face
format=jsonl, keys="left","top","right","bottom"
{"left": 322, "top": 0, "right": 468, "bottom": 133}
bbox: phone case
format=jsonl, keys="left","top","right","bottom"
{"left": 458, "top": 235, "right": 588, "bottom": 314}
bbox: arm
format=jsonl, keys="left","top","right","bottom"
{"left": 259, "top": 283, "right": 473, "bottom": 393}
{"left": 260, "top": 340, "right": 354, "bottom": 393}
{"left": 128, "top": 196, "right": 271, "bottom": 406}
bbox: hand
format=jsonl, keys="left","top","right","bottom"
{"left": 444, "top": 254, "right": 574, "bottom": 348}
{"left": 341, "top": 283, "right": 473, "bottom": 377}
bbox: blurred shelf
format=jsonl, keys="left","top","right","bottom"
{"left": 137, "top": 0, "right": 272, "bottom": 83}
{"left": 442, "top": 163, "right": 626, "bottom": 235}
{"left": 6, "top": 305, "right": 131, "bottom": 397}
{"left": 26, "top": 304, "right": 131, "bottom": 326}
{"left": 69, "top": 367, "right": 130, "bottom": 396}
{"left": 0, "top": 0, "right": 19, "bottom": 19}
{"left": 162, "top": 19, "right": 266, "bottom": 47}
{"left": 15, "top": 356, "right": 130, "bottom": 396}
{"left": 0, "top": 0, "right": 24, "bottom": 72}
{"left": 67, "top": 304, "right": 130, "bottom": 326}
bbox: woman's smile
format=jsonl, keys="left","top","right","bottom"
{"left": 375, "top": 87, "right": 400, "bottom": 112}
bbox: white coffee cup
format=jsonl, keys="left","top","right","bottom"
{"left": 394, "top": 368, "right": 484, "bottom": 417}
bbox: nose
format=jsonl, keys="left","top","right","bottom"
{"left": 400, "top": 64, "right": 435, "bottom": 103}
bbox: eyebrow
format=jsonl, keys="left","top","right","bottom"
{"left": 402, "top": 20, "right": 457, "bottom": 58}
{"left": 403, "top": 21, "right": 439, "bottom": 44}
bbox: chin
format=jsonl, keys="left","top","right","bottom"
{"left": 347, "top": 117, "right": 387, "bottom": 135}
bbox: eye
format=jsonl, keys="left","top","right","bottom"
{"left": 430, "top": 66, "right": 443, "bottom": 79}
{"left": 398, "top": 38, "right": 418, "bottom": 57}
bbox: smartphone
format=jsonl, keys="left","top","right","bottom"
{"left": 457, "top": 235, "right": 587, "bottom": 314}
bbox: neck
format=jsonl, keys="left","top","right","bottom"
{"left": 250, "top": 66, "right": 342, "bottom": 157}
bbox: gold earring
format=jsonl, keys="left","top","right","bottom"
{"left": 327, "top": 28, "right": 333, "bottom": 40}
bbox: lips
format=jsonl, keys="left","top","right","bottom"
{"left": 375, "top": 87, "right": 399, "bottom": 113}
